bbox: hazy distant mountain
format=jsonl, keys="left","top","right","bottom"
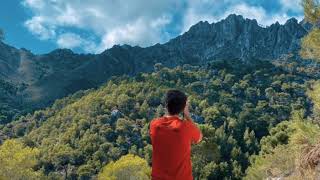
{"left": 0, "top": 14, "right": 312, "bottom": 115}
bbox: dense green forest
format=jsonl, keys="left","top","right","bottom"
{"left": 0, "top": 79, "right": 24, "bottom": 124}
{"left": 0, "top": 58, "right": 314, "bottom": 179}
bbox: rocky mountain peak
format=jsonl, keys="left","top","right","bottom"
{"left": 187, "top": 20, "right": 211, "bottom": 34}
{"left": 285, "top": 17, "right": 298, "bottom": 25}
{"left": 224, "top": 14, "right": 245, "bottom": 22}
{"left": 48, "top": 48, "right": 75, "bottom": 56}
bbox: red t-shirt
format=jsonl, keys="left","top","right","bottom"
{"left": 150, "top": 116, "right": 201, "bottom": 180}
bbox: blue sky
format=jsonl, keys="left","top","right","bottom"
{"left": 0, "top": 0, "right": 304, "bottom": 54}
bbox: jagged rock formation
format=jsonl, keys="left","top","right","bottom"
{"left": 0, "top": 14, "right": 312, "bottom": 112}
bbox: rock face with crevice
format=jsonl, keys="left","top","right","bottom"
{"left": 0, "top": 14, "right": 312, "bottom": 112}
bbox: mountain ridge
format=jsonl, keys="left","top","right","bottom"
{"left": 0, "top": 14, "right": 314, "bottom": 121}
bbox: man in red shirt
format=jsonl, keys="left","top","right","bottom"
{"left": 150, "top": 90, "right": 203, "bottom": 180}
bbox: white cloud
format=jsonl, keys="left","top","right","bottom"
{"left": 23, "top": 0, "right": 181, "bottom": 53}
{"left": 280, "top": 0, "right": 303, "bottom": 12}
{"left": 22, "top": 0, "right": 304, "bottom": 53}
{"left": 224, "top": 3, "right": 288, "bottom": 25}
{"left": 25, "top": 16, "right": 56, "bottom": 40}
{"left": 57, "top": 33, "right": 81, "bottom": 48}
{"left": 99, "top": 17, "right": 171, "bottom": 52}
{"left": 57, "top": 33, "right": 97, "bottom": 53}
{"left": 23, "top": 0, "right": 45, "bottom": 9}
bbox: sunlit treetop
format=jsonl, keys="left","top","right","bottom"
{"left": 301, "top": 0, "right": 320, "bottom": 61}
{"left": 303, "top": 0, "right": 320, "bottom": 25}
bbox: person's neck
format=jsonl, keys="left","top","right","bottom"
{"left": 164, "top": 114, "right": 180, "bottom": 118}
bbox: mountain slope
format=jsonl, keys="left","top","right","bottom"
{"left": 0, "top": 14, "right": 313, "bottom": 122}
{"left": 0, "top": 59, "right": 312, "bottom": 179}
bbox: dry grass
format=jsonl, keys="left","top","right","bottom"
{"left": 298, "top": 142, "right": 320, "bottom": 179}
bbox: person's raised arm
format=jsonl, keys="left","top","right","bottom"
{"left": 184, "top": 101, "right": 203, "bottom": 144}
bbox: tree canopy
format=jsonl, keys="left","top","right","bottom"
{"left": 98, "top": 154, "right": 151, "bottom": 180}
{"left": 0, "top": 139, "right": 42, "bottom": 179}
{"left": 301, "top": 0, "right": 320, "bottom": 61}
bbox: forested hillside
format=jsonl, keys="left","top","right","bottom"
{"left": 244, "top": 0, "right": 320, "bottom": 179}
{"left": 0, "top": 59, "right": 314, "bottom": 179}
{"left": 245, "top": 83, "right": 320, "bottom": 179}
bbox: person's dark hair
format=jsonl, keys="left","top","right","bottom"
{"left": 165, "top": 90, "right": 187, "bottom": 115}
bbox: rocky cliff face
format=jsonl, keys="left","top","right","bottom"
{"left": 0, "top": 14, "right": 312, "bottom": 111}
{"left": 165, "top": 15, "right": 307, "bottom": 63}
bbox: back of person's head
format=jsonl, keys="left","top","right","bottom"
{"left": 165, "top": 90, "right": 187, "bottom": 115}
